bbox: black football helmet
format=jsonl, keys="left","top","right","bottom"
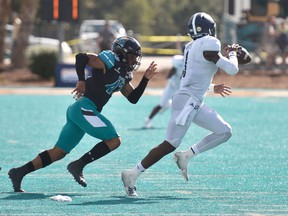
{"left": 112, "top": 36, "right": 142, "bottom": 71}
{"left": 187, "top": 12, "right": 216, "bottom": 40}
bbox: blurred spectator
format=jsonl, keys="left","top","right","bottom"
{"left": 275, "top": 19, "right": 288, "bottom": 68}
{"left": 97, "top": 20, "right": 116, "bottom": 51}
{"left": 11, "top": 12, "right": 22, "bottom": 57}
{"left": 261, "top": 16, "right": 278, "bottom": 70}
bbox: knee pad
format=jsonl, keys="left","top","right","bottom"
{"left": 39, "top": 150, "right": 52, "bottom": 168}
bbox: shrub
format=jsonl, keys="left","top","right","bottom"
{"left": 26, "top": 46, "right": 58, "bottom": 79}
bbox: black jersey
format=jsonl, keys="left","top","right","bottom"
{"left": 84, "top": 51, "right": 133, "bottom": 112}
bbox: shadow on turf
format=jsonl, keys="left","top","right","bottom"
{"left": 128, "top": 127, "right": 166, "bottom": 131}
{"left": 1, "top": 192, "right": 80, "bottom": 200}
{"left": 69, "top": 195, "right": 189, "bottom": 206}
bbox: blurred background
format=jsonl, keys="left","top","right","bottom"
{"left": 0, "top": 0, "right": 288, "bottom": 85}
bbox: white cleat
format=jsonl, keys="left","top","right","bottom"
{"left": 121, "top": 169, "right": 138, "bottom": 197}
{"left": 125, "top": 186, "right": 138, "bottom": 197}
{"left": 173, "top": 151, "right": 192, "bottom": 181}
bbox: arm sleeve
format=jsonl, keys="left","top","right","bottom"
{"left": 216, "top": 52, "right": 239, "bottom": 75}
{"left": 75, "top": 53, "right": 89, "bottom": 81}
{"left": 127, "top": 77, "right": 149, "bottom": 104}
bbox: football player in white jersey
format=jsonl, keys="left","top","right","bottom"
{"left": 122, "top": 12, "right": 241, "bottom": 197}
{"left": 143, "top": 52, "right": 184, "bottom": 129}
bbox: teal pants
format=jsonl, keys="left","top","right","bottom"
{"left": 55, "top": 97, "right": 119, "bottom": 153}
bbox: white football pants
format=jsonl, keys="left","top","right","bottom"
{"left": 166, "top": 93, "right": 232, "bottom": 153}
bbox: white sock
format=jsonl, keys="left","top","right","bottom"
{"left": 190, "top": 146, "right": 199, "bottom": 156}
{"left": 132, "top": 162, "right": 145, "bottom": 177}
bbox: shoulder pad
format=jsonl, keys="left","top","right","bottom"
{"left": 202, "top": 36, "right": 221, "bottom": 52}
{"left": 98, "top": 50, "right": 116, "bottom": 69}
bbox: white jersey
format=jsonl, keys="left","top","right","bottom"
{"left": 177, "top": 35, "right": 221, "bottom": 101}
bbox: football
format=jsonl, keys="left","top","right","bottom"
{"left": 237, "top": 47, "right": 252, "bottom": 64}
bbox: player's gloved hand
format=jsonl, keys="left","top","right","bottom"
{"left": 225, "top": 44, "right": 251, "bottom": 64}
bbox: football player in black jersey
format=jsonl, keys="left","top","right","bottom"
{"left": 8, "top": 36, "right": 158, "bottom": 192}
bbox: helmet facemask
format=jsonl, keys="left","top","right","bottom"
{"left": 123, "top": 47, "right": 142, "bottom": 71}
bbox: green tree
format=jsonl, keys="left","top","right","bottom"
{"left": 78, "top": 0, "right": 223, "bottom": 36}
{"left": 11, "top": 0, "right": 39, "bottom": 68}
{"left": 0, "top": 0, "right": 225, "bottom": 69}
{"left": 0, "top": 0, "right": 11, "bottom": 65}
{"left": 120, "top": 0, "right": 154, "bottom": 35}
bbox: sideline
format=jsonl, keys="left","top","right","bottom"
{"left": 1, "top": 87, "right": 288, "bottom": 97}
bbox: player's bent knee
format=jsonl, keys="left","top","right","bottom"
{"left": 50, "top": 146, "right": 67, "bottom": 161}
{"left": 166, "top": 138, "right": 182, "bottom": 149}
{"left": 105, "top": 137, "right": 121, "bottom": 151}
{"left": 222, "top": 131, "right": 232, "bottom": 142}
{"left": 219, "top": 123, "right": 232, "bottom": 136}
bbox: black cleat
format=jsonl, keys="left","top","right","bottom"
{"left": 67, "top": 160, "right": 87, "bottom": 187}
{"left": 8, "top": 168, "right": 25, "bottom": 192}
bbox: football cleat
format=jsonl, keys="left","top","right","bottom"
{"left": 125, "top": 186, "right": 137, "bottom": 197}
{"left": 173, "top": 151, "right": 193, "bottom": 181}
{"left": 67, "top": 160, "right": 87, "bottom": 187}
{"left": 8, "top": 168, "right": 25, "bottom": 192}
{"left": 121, "top": 169, "right": 138, "bottom": 197}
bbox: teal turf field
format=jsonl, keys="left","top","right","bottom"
{"left": 0, "top": 89, "right": 288, "bottom": 215}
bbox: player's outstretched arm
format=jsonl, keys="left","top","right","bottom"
{"left": 122, "top": 62, "right": 158, "bottom": 104}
